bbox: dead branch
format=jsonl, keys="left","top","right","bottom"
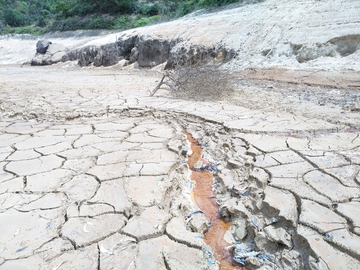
{"left": 149, "top": 71, "right": 172, "bottom": 97}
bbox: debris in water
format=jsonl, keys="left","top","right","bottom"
{"left": 187, "top": 210, "right": 204, "bottom": 219}
{"left": 156, "top": 177, "right": 164, "bottom": 185}
{"left": 242, "top": 191, "right": 248, "bottom": 196}
{"left": 16, "top": 247, "right": 26, "bottom": 252}
{"left": 203, "top": 246, "right": 219, "bottom": 265}
{"left": 46, "top": 221, "right": 52, "bottom": 229}
{"left": 83, "top": 221, "right": 93, "bottom": 233}
{"left": 53, "top": 261, "right": 65, "bottom": 270}
{"left": 251, "top": 218, "right": 259, "bottom": 228}
{"left": 272, "top": 217, "right": 279, "bottom": 223}
{"left": 325, "top": 232, "right": 333, "bottom": 239}
{"left": 233, "top": 244, "right": 270, "bottom": 266}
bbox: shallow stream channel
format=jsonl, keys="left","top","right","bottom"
{"left": 185, "top": 132, "right": 246, "bottom": 270}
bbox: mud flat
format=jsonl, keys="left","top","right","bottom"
{"left": 0, "top": 64, "right": 359, "bottom": 269}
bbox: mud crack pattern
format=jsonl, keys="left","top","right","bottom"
{"left": 0, "top": 66, "right": 359, "bottom": 269}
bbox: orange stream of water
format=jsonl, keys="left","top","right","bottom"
{"left": 186, "top": 132, "right": 246, "bottom": 270}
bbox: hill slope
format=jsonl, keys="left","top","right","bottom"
{"left": 0, "top": 0, "right": 359, "bottom": 73}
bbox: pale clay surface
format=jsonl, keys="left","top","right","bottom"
{"left": 0, "top": 0, "right": 360, "bottom": 269}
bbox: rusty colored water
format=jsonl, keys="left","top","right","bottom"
{"left": 185, "top": 132, "right": 246, "bottom": 270}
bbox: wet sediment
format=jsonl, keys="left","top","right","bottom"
{"left": 186, "top": 132, "right": 245, "bottom": 270}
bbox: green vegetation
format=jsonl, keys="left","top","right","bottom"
{"left": 0, "top": 0, "right": 239, "bottom": 35}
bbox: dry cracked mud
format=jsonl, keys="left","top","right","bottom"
{"left": 0, "top": 65, "right": 359, "bottom": 270}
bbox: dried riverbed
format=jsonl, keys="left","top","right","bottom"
{"left": 0, "top": 64, "right": 359, "bottom": 269}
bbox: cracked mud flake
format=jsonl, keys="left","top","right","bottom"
{"left": 13, "top": 243, "right": 99, "bottom": 269}
{"left": 25, "top": 169, "right": 74, "bottom": 192}
{"left": 93, "top": 122, "right": 135, "bottom": 131}
{"left": 62, "top": 157, "right": 95, "bottom": 173}
{"left": 13, "top": 136, "right": 71, "bottom": 150}
{"left": 262, "top": 186, "right": 298, "bottom": 227}
{"left": 61, "top": 214, "right": 127, "bottom": 248}
{"left": 0, "top": 162, "right": 14, "bottom": 182}
{"left": 88, "top": 179, "right": 131, "bottom": 212}
{"left": 4, "top": 122, "right": 50, "bottom": 135}
{"left": 99, "top": 233, "right": 137, "bottom": 269}
{"left": 97, "top": 151, "right": 129, "bottom": 165}
{"left": 236, "top": 134, "right": 288, "bottom": 152}
{"left": 64, "top": 125, "right": 93, "bottom": 135}
{"left": 87, "top": 163, "right": 127, "bottom": 181}
{"left": 268, "top": 150, "right": 304, "bottom": 164}
{"left": 325, "top": 165, "right": 360, "bottom": 187}
{"left": 0, "top": 176, "right": 24, "bottom": 193}
{"left": 35, "top": 141, "right": 73, "bottom": 155}
{"left": 79, "top": 203, "right": 114, "bottom": 217}
{"left": 0, "top": 146, "right": 13, "bottom": 161}
{"left": 58, "top": 145, "right": 101, "bottom": 159}
{"left": 6, "top": 149, "right": 41, "bottom": 161}
{"left": 127, "top": 149, "right": 178, "bottom": 163}
{"left": 126, "top": 133, "right": 166, "bottom": 143}
{"left": 328, "top": 228, "right": 360, "bottom": 258}
{"left": 122, "top": 206, "right": 171, "bottom": 240}
{"left": 125, "top": 176, "right": 169, "bottom": 207}
{"left": 15, "top": 192, "right": 67, "bottom": 211}
{"left": 0, "top": 192, "right": 41, "bottom": 210}
{"left": 307, "top": 133, "right": 360, "bottom": 151}
{"left": 6, "top": 155, "right": 64, "bottom": 176}
{"left": 0, "top": 134, "right": 31, "bottom": 148}
{"left": 270, "top": 177, "right": 332, "bottom": 207}
{"left": 91, "top": 141, "right": 138, "bottom": 152}
{"left": 73, "top": 134, "right": 122, "bottom": 148}
{"left": 135, "top": 235, "right": 207, "bottom": 270}
{"left": 300, "top": 199, "right": 347, "bottom": 232}
{"left": 0, "top": 208, "right": 64, "bottom": 260}
{"left": 58, "top": 174, "right": 99, "bottom": 202}
{"left": 337, "top": 201, "right": 360, "bottom": 234}
{"left": 266, "top": 161, "right": 314, "bottom": 178}
{"left": 306, "top": 152, "right": 350, "bottom": 169}
{"left": 304, "top": 170, "right": 360, "bottom": 202}
{"left": 141, "top": 162, "right": 175, "bottom": 175}
{"left": 165, "top": 217, "right": 204, "bottom": 249}
{"left": 298, "top": 225, "right": 360, "bottom": 270}
{"left": 254, "top": 154, "right": 279, "bottom": 167}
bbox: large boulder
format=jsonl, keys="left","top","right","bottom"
{"left": 116, "top": 35, "right": 138, "bottom": 60}
{"left": 36, "top": 40, "right": 52, "bottom": 54}
{"left": 136, "top": 36, "right": 176, "bottom": 67}
{"left": 31, "top": 43, "right": 69, "bottom": 66}
{"left": 63, "top": 43, "right": 121, "bottom": 67}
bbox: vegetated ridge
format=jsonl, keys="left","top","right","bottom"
{"left": 0, "top": 0, "right": 243, "bottom": 35}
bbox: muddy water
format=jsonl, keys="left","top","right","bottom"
{"left": 186, "top": 133, "right": 246, "bottom": 270}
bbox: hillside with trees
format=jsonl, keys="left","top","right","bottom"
{"left": 0, "top": 0, "right": 240, "bottom": 35}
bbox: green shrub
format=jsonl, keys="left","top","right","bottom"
{"left": 114, "top": 14, "right": 132, "bottom": 29}
{"left": 133, "top": 15, "right": 160, "bottom": 28}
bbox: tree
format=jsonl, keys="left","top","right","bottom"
{"left": 3, "top": 7, "right": 29, "bottom": 27}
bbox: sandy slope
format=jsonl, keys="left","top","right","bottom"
{"left": 1, "top": 0, "right": 360, "bottom": 71}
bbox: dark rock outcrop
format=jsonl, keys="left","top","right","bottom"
{"left": 165, "top": 44, "right": 237, "bottom": 69}
{"left": 116, "top": 35, "right": 138, "bottom": 60}
{"left": 31, "top": 34, "right": 237, "bottom": 68}
{"left": 64, "top": 43, "right": 121, "bottom": 67}
{"left": 36, "top": 40, "right": 52, "bottom": 54}
{"left": 63, "top": 35, "right": 180, "bottom": 68}
{"left": 31, "top": 42, "right": 69, "bottom": 66}
{"left": 136, "top": 36, "right": 177, "bottom": 67}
